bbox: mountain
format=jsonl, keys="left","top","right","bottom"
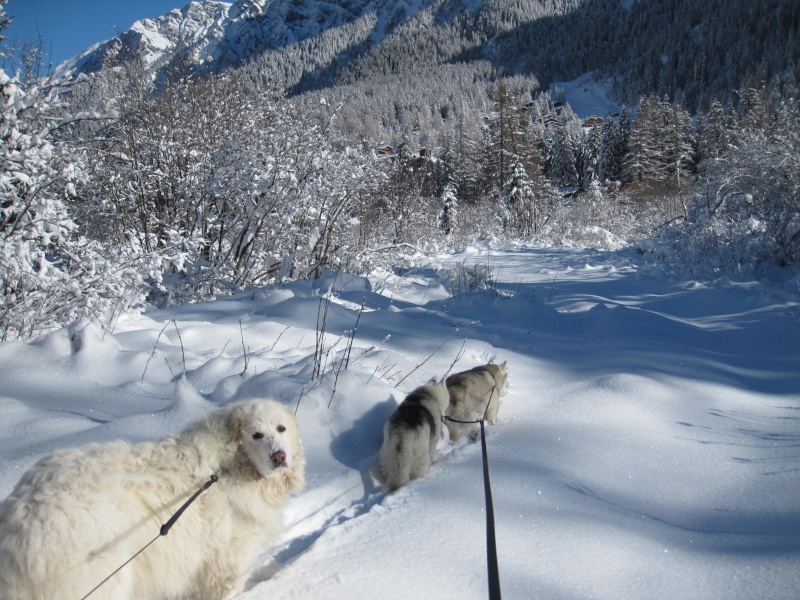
{"left": 62, "top": 0, "right": 799, "bottom": 115}
{"left": 63, "top": 0, "right": 444, "bottom": 78}
{"left": 62, "top": 1, "right": 231, "bottom": 75}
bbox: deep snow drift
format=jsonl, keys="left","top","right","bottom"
{"left": 0, "top": 246, "right": 798, "bottom": 599}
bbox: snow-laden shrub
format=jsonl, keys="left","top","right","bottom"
{"left": 663, "top": 102, "right": 800, "bottom": 278}
{"left": 539, "top": 181, "right": 649, "bottom": 250}
{"left": 0, "top": 70, "right": 143, "bottom": 339}
{"left": 78, "top": 68, "right": 382, "bottom": 304}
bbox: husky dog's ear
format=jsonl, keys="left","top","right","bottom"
{"left": 489, "top": 359, "right": 495, "bottom": 364}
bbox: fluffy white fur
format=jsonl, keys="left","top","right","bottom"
{"left": 0, "top": 399, "right": 305, "bottom": 600}
{"left": 379, "top": 380, "right": 450, "bottom": 491}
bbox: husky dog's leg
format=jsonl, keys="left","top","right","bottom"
{"left": 428, "top": 419, "right": 441, "bottom": 463}
{"left": 405, "top": 426, "right": 430, "bottom": 481}
{"left": 486, "top": 388, "right": 500, "bottom": 424}
{"left": 380, "top": 425, "right": 412, "bottom": 491}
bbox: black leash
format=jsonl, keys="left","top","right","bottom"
{"left": 443, "top": 391, "right": 502, "bottom": 600}
{"left": 80, "top": 474, "right": 218, "bottom": 600}
{"left": 478, "top": 418, "right": 501, "bottom": 600}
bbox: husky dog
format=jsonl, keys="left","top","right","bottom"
{"left": 379, "top": 380, "right": 450, "bottom": 491}
{"left": 445, "top": 360, "right": 508, "bottom": 442}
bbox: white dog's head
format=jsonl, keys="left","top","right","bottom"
{"left": 229, "top": 399, "right": 305, "bottom": 493}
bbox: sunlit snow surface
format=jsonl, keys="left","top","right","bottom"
{"left": 1, "top": 246, "right": 798, "bottom": 599}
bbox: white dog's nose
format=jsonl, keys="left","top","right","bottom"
{"left": 271, "top": 450, "right": 286, "bottom": 466}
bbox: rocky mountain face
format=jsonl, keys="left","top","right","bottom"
{"left": 63, "top": 0, "right": 423, "bottom": 76}
{"left": 63, "top": 1, "right": 231, "bottom": 74}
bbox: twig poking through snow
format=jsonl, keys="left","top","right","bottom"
{"left": 269, "top": 326, "right": 290, "bottom": 352}
{"left": 172, "top": 320, "right": 186, "bottom": 376}
{"left": 546, "top": 265, "right": 561, "bottom": 305}
{"left": 443, "top": 324, "right": 472, "bottom": 378}
{"left": 142, "top": 322, "right": 170, "bottom": 381}
{"left": 395, "top": 333, "right": 454, "bottom": 388}
{"left": 239, "top": 319, "right": 249, "bottom": 376}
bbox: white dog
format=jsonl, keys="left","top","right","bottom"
{"left": 379, "top": 379, "right": 450, "bottom": 491}
{"left": 445, "top": 360, "right": 508, "bottom": 442}
{"left": 0, "top": 399, "right": 305, "bottom": 600}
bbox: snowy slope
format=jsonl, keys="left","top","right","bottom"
{"left": 0, "top": 246, "right": 798, "bottom": 599}
{"left": 550, "top": 72, "right": 622, "bottom": 119}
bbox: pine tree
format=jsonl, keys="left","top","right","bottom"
{"left": 624, "top": 96, "right": 665, "bottom": 183}
{"left": 665, "top": 99, "right": 695, "bottom": 182}
{"left": 503, "top": 159, "right": 536, "bottom": 235}
{"left": 547, "top": 125, "right": 579, "bottom": 187}
{"left": 618, "top": 106, "right": 632, "bottom": 145}
{"left": 438, "top": 181, "right": 458, "bottom": 236}
{"left": 698, "top": 99, "right": 730, "bottom": 160}
{"left": 452, "top": 109, "right": 484, "bottom": 203}
{"left": 581, "top": 124, "right": 602, "bottom": 187}
{"left": 482, "top": 77, "right": 520, "bottom": 195}
{"left": 738, "top": 86, "right": 769, "bottom": 134}
{"left": 598, "top": 117, "right": 625, "bottom": 182}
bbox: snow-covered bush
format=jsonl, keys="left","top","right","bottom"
{"left": 77, "top": 66, "right": 382, "bottom": 305}
{"left": 0, "top": 70, "right": 142, "bottom": 340}
{"left": 663, "top": 100, "right": 800, "bottom": 277}
{"left": 538, "top": 181, "right": 649, "bottom": 250}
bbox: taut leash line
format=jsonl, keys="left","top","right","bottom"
{"left": 80, "top": 474, "right": 218, "bottom": 600}
{"left": 443, "top": 385, "right": 501, "bottom": 599}
{"left": 479, "top": 417, "right": 501, "bottom": 600}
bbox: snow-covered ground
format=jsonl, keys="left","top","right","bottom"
{"left": 550, "top": 72, "right": 622, "bottom": 119}
{"left": 1, "top": 246, "right": 798, "bottom": 599}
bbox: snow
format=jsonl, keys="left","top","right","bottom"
{"left": 1, "top": 246, "right": 799, "bottom": 599}
{"left": 550, "top": 72, "right": 622, "bottom": 119}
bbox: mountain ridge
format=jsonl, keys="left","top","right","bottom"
{"left": 62, "top": 0, "right": 441, "bottom": 77}
{"left": 59, "top": 0, "right": 799, "bottom": 116}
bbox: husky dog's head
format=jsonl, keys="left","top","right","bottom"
{"left": 486, "top": 360, "right": 508, "bottom": 395}
{"left": 425, "top": 377, "right": 451, "bottom": 414}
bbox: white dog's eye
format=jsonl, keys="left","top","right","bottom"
{"left": 252, "top": 432, "right": 264, "bottom": 440}
{"left": 277, "top": 425, "right": 286, "bottom": 433}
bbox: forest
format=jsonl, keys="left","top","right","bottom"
{"left": 1, "top": 0, "right": 798, "bottom": 340}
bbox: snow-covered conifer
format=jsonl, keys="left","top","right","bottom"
{"left": 438, "top": 181, "right": 458, "bottom": 236}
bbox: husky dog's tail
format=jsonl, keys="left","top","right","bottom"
{"left": 379, "top": 424, "right": 413, "bottom": 491}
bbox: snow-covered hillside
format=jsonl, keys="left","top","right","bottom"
{"left": 0, "top": 246, "right": 798, "bottom": 599}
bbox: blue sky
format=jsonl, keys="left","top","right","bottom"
{"left": 3, "top": 0, "right": 188, "bottom": 67}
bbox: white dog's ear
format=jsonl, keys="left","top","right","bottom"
{"left": 226, "top": 405, "right": 245, "bottom": 443}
